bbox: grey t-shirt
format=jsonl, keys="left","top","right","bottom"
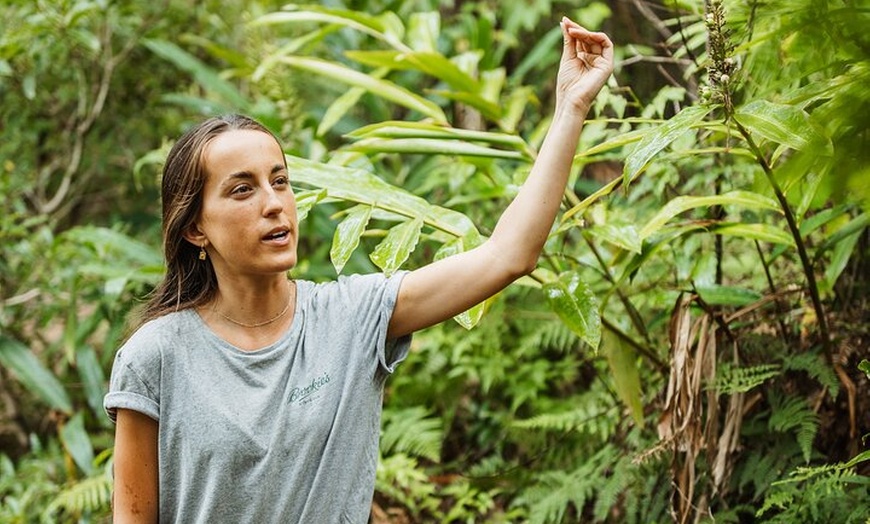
{"left": 104, "top": 272, "right": 411, "bottom": 523}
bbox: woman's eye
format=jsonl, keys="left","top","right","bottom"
{"left": 231, "top": 185, "right": 252, "bottom": 196}
{"left": 273, "top": 176, "right": 289, "bottom": 187}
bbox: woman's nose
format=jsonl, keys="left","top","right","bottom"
{"left": 262, "top": 187, "right": 284, "bottom": 216}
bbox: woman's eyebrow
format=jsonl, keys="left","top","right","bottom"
{"left": 220, "top": 171, "right": 254, "bottom": 187}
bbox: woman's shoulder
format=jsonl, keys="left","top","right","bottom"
{"left": 116, "top": 309, "right": 197, "bottom": 362}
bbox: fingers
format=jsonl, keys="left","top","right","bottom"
{"left": 560, "top": 16, "right": 613, "bottom": 62}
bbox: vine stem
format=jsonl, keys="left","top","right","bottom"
{"left": 732, "top": 120, "right": 832, "bottom": 363}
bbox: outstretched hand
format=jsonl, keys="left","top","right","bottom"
{"left": 556, "top": 17, "right": 614, "bottom": 116}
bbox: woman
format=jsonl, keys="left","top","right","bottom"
{"left": 105, "top": 17, "right": 613, "bottom": 523}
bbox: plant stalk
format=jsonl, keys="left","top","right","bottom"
{"left": 733, "top": 120, "right": 832, "bottom": 362}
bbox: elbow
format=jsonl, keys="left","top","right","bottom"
{"left": 486, "top": 238, "right": 540, "bottom": 281}
{"left": 505, "top": 253, "right": 539, "bottom": 281}
{"left": 518, "top": 256, "right": 539, "bottom": 278}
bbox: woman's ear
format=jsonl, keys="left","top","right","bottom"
{"left": 182, "top": 223, "right": 207, "bottom": 249}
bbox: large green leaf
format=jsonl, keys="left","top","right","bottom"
{"left": 345, "top": 50, "right": 481, "bottom": 93}
{"left": 711, "top": 223, "right": 795, "bottom": 246}
{"left": 602, "top": 330, "right": 644, "bottom": 427}
{"left": 143, "top": 39, "right": 250, "bottom": 111}
{"left": 623, "top": 104, "right": 712, "bottom": 185}
{"left": 285, "top": 155, "right": 479, "bottom": 241}
{"left": 347, "top": 120, "right": 529, "bottom": 153}
{"left": 0, "top": 336, "right": 72, "bottom": 414}
{"left": 273, "top": 56, "right": 447, "bottom": 123}
{"left": 345, "top": 138, "right": 526, "bottom": 160}
{"left": 76, "top": 345, "right": 107, "bottom": 423}
{"left": 253, "top": 6, "right": 408, "bottom": 51}
{"left": 543, "top": 272, "right": 601, "bottom": 350}
{"left": 696, "top": 285, "right": 763, "bottom": 306}
{"left": 734, "top": 99, "right": 831, "bottom": 154}
{"left": 370, "top": 217, "right": 424, "bottom": 276}
{"left": 330, "top": 205, "right": 372, "bottom": 274}
{"left": 639, "top": 191, "right": 781, "bottom": 240}
{"left": 407, "top": 11, "right": 439, "bottom": 52}
{"left": 586, "top": 223, "right": 642, "bottom": 254}
{"left": 428, "top": 89, "right": 503, "bottom": 122}
{"left": 59, "top": 412, "right": 95, "bottom": 475}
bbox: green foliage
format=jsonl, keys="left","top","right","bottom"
{"left": 2, "top": 0, "right": 868, "bottom": 522}
{"left": 713, "top": 363, "right": 781, "bottom": 395}
{"left": 767, "top": 392, "right": 820, "bottom": 463}
{"left": 381, "top": 407, "right": 444, "bottom": 464}
{"left": 756, "top": 451, "right": 870, "bottom": 523}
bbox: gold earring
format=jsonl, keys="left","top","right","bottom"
{"left": 199, "top": 245, "right": 207, "bottom": 260}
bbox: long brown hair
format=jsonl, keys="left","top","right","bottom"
{"left": 138, "top": 114, "right": 283, "bottom": 325}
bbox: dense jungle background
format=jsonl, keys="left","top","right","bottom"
{"left": 1, "top": 0, "right": 868, "bottom": 522}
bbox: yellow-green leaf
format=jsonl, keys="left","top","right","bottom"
{"left": 330, "top": 205, "right": 372, "bottom": 274}
{"left": 602, "top": 330, "right": 644, "bottom": 427}
{"left": 275, "top": 56, "right": 447, "bottom": 123}
{"left": 623, "top": 104, "right": 712, "bottom": 185}
{"left": 543, "top": 272, "right": 601, "bottom": 349}
{"left": 370, "top": 217, "right": 424, "bottom": 276}
{"left": 735, "top": 99, "right": 831, "bottom": 154}
{"left": 0, "top": 336, "right": 73, "bottom": 414}
{"left": 639, "top": 190, "right": 781, "bottom": 240}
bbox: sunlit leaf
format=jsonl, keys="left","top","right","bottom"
{"left": 347, "top": 120, "right": 529, "bottom": 152}
{"left": 543, "top": 272, "right": 601, "bottom": 349}
{"left": 430, "top": 89, "right": 502, "bottom": 122}
{"left": 370, "top": 217, "right": 424, "bottom": 276}
{"left": 273, "top": 56, "right": 447, "bottom": 123}
{"left": 0, "top": 336, "right": 73, "bottom": 414}
{"left": 712, "top": 223, "right": 795, "bottom": 246}
{"left": 76, "top": 346, "right": 106, "bottom": 423}
{"left": 823, "top": 226, "right": 862, "bottom": 292}
{"left": 286, "top": 155, "right": 479, "bottom": 241}
{"left": 330, "top": 205, "right": 372, "bottom": 274}
{"left": 317, "top": 85, "right": 370, "bottom": 137}
{"left": 735, "top": 99, "right": 832, "bottom": 154}
{"left": 346, "top": 50, "right": 481, "bottom": 93}
{"left": 295, "top": 188, "right": 327, "bottom": 223}
{"left": 143, "top": 39, "right": 250, "bottom": 110}
{"left": 602, "top": 330, "right": 644, "bottom": 426}
{"left": 59, "top": 412, "right": 95, "bottom": 475}
{"left": 623, "top": 105, "right": 712, "bottom": 185}
{"left": 696, "top": 285, "right": 763, "bottom": 306}
{"left": 345, "top": 138, "right": 526, "bottom": 160}
{"left": 407, "top": 11, "right": 439, "bottom": 52}
{"left": 639, "top": 191, "right": 781, "bottom": 240}
{"left": 253, "top": 7, "right": 408, "bottom": 51}
{"left": 587, "top": 223, "right": 642, "bottom": 254}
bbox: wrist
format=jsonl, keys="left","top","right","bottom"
{"left": 554, "top": 96, "right": 592, "bottom": 120}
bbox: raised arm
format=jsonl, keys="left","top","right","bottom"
{"left": 388, "top": 18, "right": 614, "bottom": 338}
{"left": 113, "top": 409, "right": 159, "bottom": 523}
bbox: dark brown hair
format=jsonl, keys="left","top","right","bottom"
{"left": 138, "top": 114, "right": 283, "bottom": 325}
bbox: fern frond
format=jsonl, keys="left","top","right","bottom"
{"left": 514, "top": 447, "right": 617, "bottom": 524}
{"left": 712, "top": 363, "right": 781, "bottom": 394}
{"left": 592, "top": 456, "right": 632, "bottom": 521}
{"left": 380, "top": 407, "right": 444, "bottom": 463}
{"left": 781, "top": 352, "right": 839, "bottom": 396}
{"left": 519, "top": 320, "right": 578, "bottom": 356}
{"left": 42, "top": 474, "right": 111, "bottom": 520}
{"left": 768, "top": 393, "right": 819, "bottom": 462}
{"left": 512, "top": 404, "right": 618, "bottom": 440}
{"left": 375, "top": 452, "right": 438, "bottom": 516}
{"left": 756, "top": 453, "right": 870, "bottom": 523}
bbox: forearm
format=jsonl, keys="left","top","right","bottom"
{"left": 488, "top": 103, "right": 587, "bottom": 274}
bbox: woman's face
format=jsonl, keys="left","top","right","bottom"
{"left": 192, "top": 129, "right": 298, "bottom": 278}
